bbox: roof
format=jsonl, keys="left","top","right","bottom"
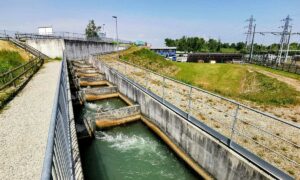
{"left": 150, "top": 47, "right": 176, "bottom": 50}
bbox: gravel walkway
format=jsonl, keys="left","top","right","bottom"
{"left": 0, "top": 61, "right": 61, "bottom": 180}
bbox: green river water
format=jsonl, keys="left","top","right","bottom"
{"left": 78, "top": 96, "right": 200, "bottom": 179}
{"left": 79, "top": 121, "right": 200, "bottom": 180}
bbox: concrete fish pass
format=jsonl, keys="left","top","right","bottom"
{"left": 68, "top": 60, "right": 211, "bottom": 179}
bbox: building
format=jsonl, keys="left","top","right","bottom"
{"left": 187, "top": 53, "right": 242, "bottom": 63}
{"left": 135, "top": 40, "right": 146, "bottom": 46}
{"left": 38, "top": 26, "right": 53, "bottom": 35}
{"left": 176, "top": 51, "right": 188, "bottom": 62}
{"left": 150, "top": 47, "right": 177, "bottom": 61}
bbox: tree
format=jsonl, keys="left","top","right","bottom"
{"left": 236, "top": 42, "right": 246, "bottom": 51}
{"left": 207, "top": 39, "right": 219, "bottom": 52}
{"left": 165, "top": 38, "right": 177, "bottom": 47}
{"left": 85, "top": 20, "right": 101, "bottom": 38}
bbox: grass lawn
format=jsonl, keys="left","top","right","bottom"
{"left": 119, "top": 47, "right": 300, "bottom": 106}
{"left": 0, "top": 40, "right": 32, "bottom": 60}
{"left": 175, "top": 62, "right": 299, "bottom": 105}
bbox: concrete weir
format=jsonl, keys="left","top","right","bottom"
{"left": 95, "top": 105, "right": 141, "bottom": 129}
{"left": 86, "top": 56, "right": 274, "bottom": 180}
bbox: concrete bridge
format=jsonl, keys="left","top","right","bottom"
{"left": 0, "top": 36, "right": 298, "bottom": 180}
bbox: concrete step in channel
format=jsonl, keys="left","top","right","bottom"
{"left": 69, "top": 60, "right": 141, "bottom": 139}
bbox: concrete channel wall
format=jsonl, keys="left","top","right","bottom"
{"left": 25, "top": 39, "right": 116, "bottom": 59}
{"left": 87, "top": 57, "right": 272, "bottom": 180}
{"left": 64, "top": 40, "right": 116, "bottom": 59}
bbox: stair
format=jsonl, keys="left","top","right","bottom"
{"left": 8, "top": 38, "right": 49, "bottom": 59}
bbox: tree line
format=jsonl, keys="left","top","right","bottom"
{"left": 165, "top": 36, "right": 300, "bottom": 54}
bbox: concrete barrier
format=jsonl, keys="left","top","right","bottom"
{"left": 26, "top": 38, "right": 65, "bottom": 58}
{"left": 84, "top": 86, "right": 118, "bottom": 95}
{"left": 89, "top": 57, "right": 273, "bottom": 180}
{"left": 94, "top": 105, "right": 141, "bottom": 129}
{"left": 25, "top": 39, "right": 116, "bottom": 59}
{"left": 82, "top": 86, "right": 118, "bottom": 101}
{"left": 65, "top": 40, "right": 116, "bottom": 59}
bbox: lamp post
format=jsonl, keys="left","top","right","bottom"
{"left": 102, "top": 24, "right": 105, "bottom": 34}
{"left": 112, "top": 16, "right": 119, "bottom": 60}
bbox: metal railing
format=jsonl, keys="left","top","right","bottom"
{"left": 92, "top": 54, "right": 299, "bottom": 179}
{"left": 0, "top": 58, "right": 42, "bottom": 90}
{"left": 41, "top": 56, "right": 79, "bottom": 180}
{"left": 0, "top": 58, "right": 43, "bottom": 107}
{"left": 0, "top": 30, "right": 132, "bottom": 44}
{"left": 8, "top": 38, "right": 49, "bottom": 59}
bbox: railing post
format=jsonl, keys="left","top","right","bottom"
{"left": 162, "top": 76, "right": 165, "bottom": 103}
{"left": 124, "top": 63, "right": 127, "bottom": 75}
{"left": 145, "top": 71, "right": 149, "bottom": 89}
{"left": 11, "top": 72, "right": 16, "bottom": 87}
{"left": 187, "top": 86, "right": 193, "bottom": 119}
{"left": 229, "top": 104, "right": 240, "bottom": 147}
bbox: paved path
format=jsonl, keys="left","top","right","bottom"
{"left": 0, "top": 61, "right": 61, "bottom": 180}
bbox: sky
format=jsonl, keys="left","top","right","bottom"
{"left": 1, "top": 0, "right": 300, "bottom": 46}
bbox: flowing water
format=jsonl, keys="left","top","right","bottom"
{"left": 79, "top": 122, "right": 200, "bottom": 180}
{"left": 76, "top": 97, "right": 128, "bottom": 137}
{"left": 82, "top": 97, "right": 128, "bottom": 119}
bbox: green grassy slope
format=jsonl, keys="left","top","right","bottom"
{"left": 121, "top": 47, "right": 300, "bottom": 106}
{"left": 122, "top": 48, "right": 179, "bottom": 76}
{"left": 0, "top": 50, "right": 25, "bottom": 73}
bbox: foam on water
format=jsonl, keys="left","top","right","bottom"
{"left": 95, "top": 131, "right": 160, "bottom": 155}
{"left": 80, "top": 121, "right": 199, "bottom": 180}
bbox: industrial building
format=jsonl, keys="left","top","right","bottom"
{"left": 150, "top": 47, "right": 177, "bottom": 61}
{"left": 187, "top": 53, "right": 242, "bottom": 63}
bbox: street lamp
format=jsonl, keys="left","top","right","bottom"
{"left": 102, "top": 24, "right": 105, "bottom": 34}
{"left": 112, "top": 16, "right": 119, "bottom": 60}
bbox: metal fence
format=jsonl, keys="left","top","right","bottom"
{"left": 249, "top": 56, "right": 300, "bottom": 74}
{"left": 41, "top": 56, "right": 81, "bottom": 180}
{"left": 93, "top": 54, "right": 299, "bottom": 179}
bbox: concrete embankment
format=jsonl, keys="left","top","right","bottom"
{"left": 88, "top": 57, "right": 272, "bottom": 180}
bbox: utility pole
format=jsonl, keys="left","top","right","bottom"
{"left": 278, "top": 15, "right": 292, "bottom": 64}
{"left": 112, "top": 16, "right": 119, "bottom": 60}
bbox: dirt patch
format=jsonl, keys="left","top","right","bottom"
{"left": 253, "top": 68, "right": 300, "bottom": 92}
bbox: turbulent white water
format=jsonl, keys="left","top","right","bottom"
{"left": 95, "top": 131, "right": 159, "bottom": 153}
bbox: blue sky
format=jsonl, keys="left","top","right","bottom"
{"left": 1, "top": 0, "right": 300, "bottom": 46}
